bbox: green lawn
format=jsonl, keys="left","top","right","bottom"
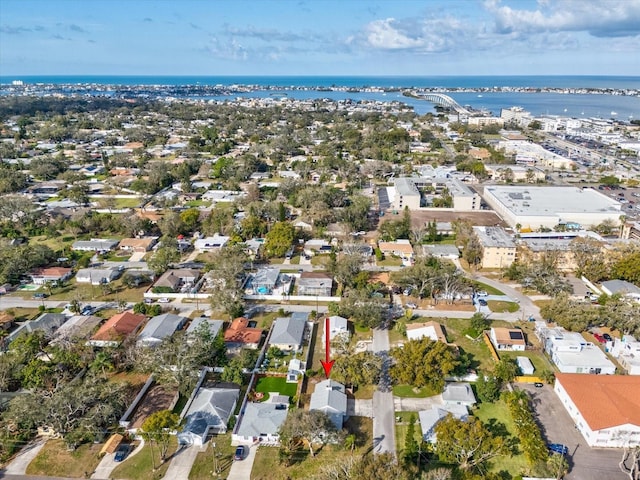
{"left": 189, "top": 433, "right": 235, "bottom": 480}
{"left": 472, "top": 281, "right": 504, "bottom": 295}
{"left": 110, "top": 437, "right": 177, "bottom": 480}
{"left": 472, "top": 399, "right": 530, "bottom": 476}
{"left": 254, "top": 376, "right": 298, "bottom": 400}
{"left": 376, "top": 256, "right": 403, "bottom": 267}
{"left": 26, "top": 439, "right": 103, "bottom": 478}
{"left": 393, "top": 384, "right": 439, "bottom": 398}
{"left": 487, "top": 300, "right": 519, "bottom": 313}
{"left": 395, "top": 412, "right": 423, "bottom": 457}
{"left": 499, "top": 350, "right": 555, "bottom": 374}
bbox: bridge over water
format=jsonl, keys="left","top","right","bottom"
{"left": 413, "top": 92, "right": 470, "bottom": 115}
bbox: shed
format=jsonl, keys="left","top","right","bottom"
{"left": 517, "top": 356, "right": 535, "bottom": 375}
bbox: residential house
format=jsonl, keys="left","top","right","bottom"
{"left": 422, "top": 244, "right": 460, "bottom": 260}
{"left": 233, "top": 398, "right": 289, "bottom": 444}
{"left": 323, "top": 315, "right": 349, "bottom": 346}
{"left": 287, "top": 358, "right": 306, "bottom": 383}
{"left": 250, "top": 268, "right": 280, "bottom": 294}
{"left": 555, "top": 373, "right": 640, "bottom": 447}
{"left": 118, "top": 237, "right": 157, "bottom": 253}
{"left": 194, "top": 235, "right": 230, "bottom": 253}
{"left": 153, "top": 269, "right": 200, "bottom": 293}
{"left": 406, "top": 321, "right": 447, "bottom": 343}
{"left": 224, "top": 317, "right": 264, "bottom": 350}
{"left": 137, "top": 313, "right": 187, "bottom": 347}
{"left": 76, "top": 267, "right": 123, "bottom": 285}
{"left": 489, "top": 327, "right": 526, "bottom": 351}
{"left": 0, "top": 312, "right": 15, "bottom": 333}
{"left": 304, "top": 239, "right": 332, "bottom": 256}
{"left": 378, "top": 239, "right": 415, "bottom": 264}
{"left": 71, "top": 238, "right": 119, "bottom": 252}
{"left": 442, "top": 383, "right": 476, "bottom": 407}
{"left": 472, "top": 226, "right": 517, "bottom": 269}
{"left": 610, "top": 335, "right": 640, "bottom": 375}
{"left": 418, "top": 404, "right": 469, "bottom": 443}
{"left": 293, "top": 220, "right": 313, "bottom": 231}
{"left": 29, "top": 267, "right": 73, "bottom": 285}
{"left": 5, "top": 313, "right": 67, "bottom": 345}
{"left": 178, "top": 385, "right": 240, "bottom": 446}
{"left": 51, "top": 315, "right": 102, "bottom": 344}
{"left": 309, "top": 380, "right": 348, "bottom": 430}
{"left": 88, "top": 311, "right": 146, "bottom": 347}
{"left": 535, "top": 322, "right": 616, "bottom": 374}
{"left": 269, "top": 317, "right": 307, "bottom": 352}
{"left": 297, "top": 272, "right": 333, "bottom": 296}
{"left": 600, "top": 280, "right": 640, "bottom": 302}
{"left": 186, "top": 317, "right": 224, "bottom": 341}
{"left": 242, "top": 238, "right": 264, "bottom": 259}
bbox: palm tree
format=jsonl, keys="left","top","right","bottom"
{"left": 344, "top": 433, "right": 357, "bottom": 454}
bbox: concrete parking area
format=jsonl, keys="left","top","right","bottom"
{"left": 517, "top": 383, "right": 627, "bottom": 480}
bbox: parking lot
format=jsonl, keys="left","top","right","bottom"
{"left": 517, "top": 383, "right": 628, "bottom": 480}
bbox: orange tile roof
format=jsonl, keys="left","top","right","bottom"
{"left": 91, "top": 311, "right": 146, "bottom": 342}
{"left": 406, "top": 321, "right": 447, "bottom": 343}
{"left": 32, "top": 267, "right": 72, "bottom": 277}
{"left": 556, "top": 373, "right": 640, "bottom": 430}
{"left": 224, "top": 317, "right": 263, "bottom": 345}
{"left": 378, "top": 241, "right": 415, "bottom": 255}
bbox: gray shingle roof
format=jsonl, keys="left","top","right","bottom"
{"left": 269, "top": 317, "right": 306, "bottom": 348}
{"left": 235, "top": 402, "right": 288, "bottom": 437}
{"left": 138, "top": 313, "right": 186, "bottom": 345}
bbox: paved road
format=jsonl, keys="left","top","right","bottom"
{"left": 372, "top": 328, "right": 396, "bottom": 457}
{"left": 473, "top": 274, "right": 542, "bottom": 320}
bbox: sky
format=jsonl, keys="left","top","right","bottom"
{"left": 1, "top": 0, "right": 639, "bottom": 76}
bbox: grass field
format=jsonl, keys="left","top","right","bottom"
{"left": 472, "top": 281, "right": 504, "bottom": 295}
{"left": 251, "top": 417, "right": 372, "bottom": 480}
{"left": 110, "top": 437, "right": 177, "bottom": 480}
{"left": 487, "top": 300, "right": 519, "bottom": 313}
{"left": 376, "top": 256, "right": 403, "bottom": 267}
{"left": 189, "top": 433, "right": 235, "bottom": 480}
{"left": 26, "top": 439, "right": 102, "bottom": 478}
{"left": 392, "top": 384, "right": 439, "bottom": 398}
{"left": 254, "top": 376, "right": 298, "bottom": 401}
{"left": 499, "top": 349, "right": 555, "bottom": 374}
{"left": 472, "top": 399, "right": 530, "bottom": 476}
{"left": 395, "top": 412, "right": 423, "bottom": 457}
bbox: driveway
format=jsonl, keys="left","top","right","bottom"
{"left": 3, "top": 439, "right": 46, "bottom": 475}
{"left": 517, "top": 384, "right": 627, "bottom": 480}
{"left": 394, "top": 395, "right": 443, "bottom": 412}
{"left": 227, "top": 443, "right": 258, "bottom": 480}
{"left": 348, "top": 399, "right": 373, "bottom": 417}
{"left": 473, "top": 275, "right": 540, "bottom": 320}
{"left": 92, "top": 440, "right": 145, "bottom": 479}
{"left": 161, "top": 444, "right": 204, "bottom": 480}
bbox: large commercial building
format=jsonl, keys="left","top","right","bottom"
{"left": 483, "top": 186, "right": 622, "bottom": 230}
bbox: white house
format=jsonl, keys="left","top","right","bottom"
{"left": 610, "top": 335, "right": 640, "bottom": 375}
{"left": 490, "top": 327, "right": 526, "bottom": 352}
{"left": 406, "top": 321, "right": 447, "bottom": 343}
{"left": 194, "top": 235, "right": 230, "bottom": 253}
{"left": 178, "top": 386, "right": 240, "bottom": 446}
{"left": 536, "top": 322, "right": 616, "bottom": 375}
{"left": 309, "top": 380, "right": 348, "bottom": 430}
{"left": 76, "top": 267, "right": 123, "bottom": 285}
{"left": 442, "top": 383, "right": 476, "bottom": 407}
{"left": 554, "top": 373, "right": 640, "bottom": 448}
{"left": 418, "top": 404, "right": 469, "bottom": 443}
{"left": 233, "top": 399, "right": 289, "bottom": 444}
{"left": 323, "top": 316, "right": 349, "bottom": 346}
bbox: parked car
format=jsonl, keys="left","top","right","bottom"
{"left": 157, "top": 298, "right": 170, "bottom": 303}
{"left": 405, "top": 302, "right": 418, "bottom": 309}
{"left": 549, "top": 443, "right": 568, "bottom": 455}
{"left": 603, "top": 333, "right": 612, "bottom": 342}
{"left": 33, "top": 293, "right": 48, "bottom": 299}
{"left": 534, "top": 382, "right": 544, "bottom": 388}
{"left": 114, "top": 444, "right": 130, "bottom": 462}
{"left": 593, "top": 333, "right": 606, "bottom": 343}
{"left": 478, "top": 299, "right": 488, "bottom": 306}
{"left": 81, "top": 306, "right": 94, "bottom": 315}
{"left": 476, "top": 291, "right": 488, "bottom": 297}
{"left": 234, "top": 445, "right": 246, "bottom": 461}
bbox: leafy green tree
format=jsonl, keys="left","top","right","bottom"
{"left": 434, "top": 415, "right": 508, "bottom": 472}
{"left": 469, "top": 312, "right": 490, "bottom": 334}
{"left": 147, "top": 243, "right": 180, "bottom": 276}
{"left": 390, "top": 338, "right": 458, "bottom": 392}
{"left": 332, "top": 351, "right": 382, "bottom": 388}
{"left": 494, "top": 357, "right": 520, "bottom": 383}
{"left": 278, "top": 409, "right": 338, "bottom": 457}
{"left": 264, "top": 221, "right": 295, "bottom": 258}
{"left": 475, "top": 374, "right": 501, "bottom": 403}
{"left": 403, "top": 414, "right": 419, "bottom": 466}
{"left": 141, "top": 410, "right": 180, "bottom": 467}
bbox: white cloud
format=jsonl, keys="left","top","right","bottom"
{"left": 486, "top": 0, "right": 640, "bottom": 37}
{"left": 365, "top": 18, "right": 425, "bottom": 50}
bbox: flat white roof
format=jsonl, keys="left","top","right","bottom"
{"left": 485, "top": 186, "right": 621, "bottom": 217}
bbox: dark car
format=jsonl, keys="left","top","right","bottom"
{"left": 234, "top": 445, "right": 246, "bottom": 461}
{"left": 114, "top": 444, "right": 130, "bottom": 462}
{"left": 534, "top": 382, "right": 544, "bottom": 388}
{"left": 603, "top": 333, "right": 613, "bottom": 342}
{"left": 549, "top": 443, "right": 568, "bottom": 456}
{"left": 478, "top": 299, "right": 488, "bottom": 306}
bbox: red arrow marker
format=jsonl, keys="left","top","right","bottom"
{"left": 320, "top": 316, "right": 334, "bottom": 378}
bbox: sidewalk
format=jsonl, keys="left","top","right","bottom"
{"left": 227, "top": 442, "right": 258, "bottom": 480}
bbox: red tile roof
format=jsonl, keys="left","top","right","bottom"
{"left": 556, "top": 373, "right": 640, "bottom": 430}
{"left": 91, "top": 311, "right": 146, "bottom": 342}
{"left": 224, "top": 317, "right": 263, "bottom": 345}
